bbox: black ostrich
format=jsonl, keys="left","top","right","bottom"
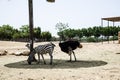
{"left": 59, "top": 40, "right": 83, "bottom": 61}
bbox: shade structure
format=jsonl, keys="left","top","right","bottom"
{"left": 102, "top": 16, "right": 120, "bottom": 22}
{"left": 101, "top": 16, "right": 120, "bottom": 44}
{"left": 46, "top": 0, "right": 55, "bottom": 2}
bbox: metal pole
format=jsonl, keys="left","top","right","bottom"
{"left": 28, "top": 0, "right": 34, "bottom": 52}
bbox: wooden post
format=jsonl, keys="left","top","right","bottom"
{"left": 28, "top": 0, "right": 34, "bottom": 53}
{"left": 27, "top": 0, "right": 55, "bottom": 64}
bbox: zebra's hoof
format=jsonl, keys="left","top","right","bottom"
{"left": 50, "top": 63, "right": 52, "bottom": 65}
{"left": 44, "top": 62, "right": 46, "bottom": 65}
{"left": 27, "top": 59, "right": 31, "bottom": 65}
{"left": 37, "top": 61, "right": 40, "bottom": 64}
{"left": 27, "top": 61, "right": 31, "bottom": 65}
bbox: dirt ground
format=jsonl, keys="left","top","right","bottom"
{"left": 0, "top": 41, "right": 120, "bottom": 80}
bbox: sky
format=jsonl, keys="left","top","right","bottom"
{"left": 0, "top": 0, "right": 120, "bottom": 37}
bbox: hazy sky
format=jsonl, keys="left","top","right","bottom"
{"left": 0, "top": 0, "right": 120, "bottom": 36}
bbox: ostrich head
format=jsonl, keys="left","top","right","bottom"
{"left": 79, "top": 43, "right": 83, "bottom": 48}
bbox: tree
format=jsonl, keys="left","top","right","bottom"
{"left": 41, "top": 31, "right": 52, "bottom": 41}
{"left": 55, "top": 22, "right": 69, "bottom": 41}
{"left": 87, "top": 27, "right": 94, "bottom": 37}
{"left": 93, "top": 26, "right": 101, "bottom": 38}
{"left": 76, "top": 29, "right": 83, "bottom": 39}
{"left": 64, "top": 28, "right": 76, "bottom": 39}
{"left": 0, "top": 25, "right": 14, "bottom": 40}
{"left": 19, "top": 25, "right": 29, "bottom": 38}
{"left": 81, "top": 28, "right": 88, "bottom": 37}
{"left": 34, "top": 27, "right": 41, "bottom": 39}
{"left": 12, "top": 29, "right": 21, "bottom": 40}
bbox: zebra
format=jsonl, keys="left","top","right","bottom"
{"left": 26, "top": 42, "right": 56, "bottom": 65}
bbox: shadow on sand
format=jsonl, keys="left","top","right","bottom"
{"left": 116, "top": 53, "right": 120, "bottom": 54}
{"left": 4, "top": 59, "right": 107, "bottom": 69}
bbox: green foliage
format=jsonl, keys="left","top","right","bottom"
{"left": 19, "top": 25, "right": 29, "bottom": 38}
{"left": 0, "top": 23, "right": 120, "bottom": 42}
{"left": 0, "top": 25, "right": 14, "bottom": 40}
{"left": 55, "top": 23, "right": 120, "bottom": 42}
{"left": 81, "top": 28, "right": 88, "bottom": 37}
{"left": 12, "top": 32, "right": 21, "bottom": 39}
{"left": 34, "top": 27, "right": 41, "bottom": 39}
{"left": 75, "top": 29, "right": 83, "bottom": 38}
{"left": 93, "top": 26, "right": 102, "bottom": 37}
{"left": 41, "top": 31, "right": 52, "bottom": 41}
{"left": 86, "top": 37, "right": 96, "bottom": 42}
{"left": 55, "top": 22, "right": 69, "bottom": 41}
{"left": 55, "top": 22, "right": 69, "bottom": 32}
{"left": 0, "top": 24, "right": 47, "bottom": 41}
{"left": 64, "top": 29, "right": 76, "bottom": 38}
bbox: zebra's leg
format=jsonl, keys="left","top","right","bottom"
{"left": 32, "top": 56, "right": 37, "bottom": 62}
{"left": 27, "top": 55, "right": 32, "bottom": 65}
{"left": 49, "top": 52, "right": 53, "bottom": 65}
{"left": 41, "top": 54, "right": 46, "bottom": 64}
{"left": 72, "top": 51, "right": 77, "bottom": 61}
{"left": 27, "top": 51, "right": 35, "bottom": 64}
{"left": 30, "top": 49, "right": 37, "bottom": 62}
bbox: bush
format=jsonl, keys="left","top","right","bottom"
{"left": 87, "top": 37, "right": 96, "bottom": 42}
{"left": 109, "top": 36, "right": 118, "bottom": 40}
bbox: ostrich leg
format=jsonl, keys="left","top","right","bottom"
{"left": 72, "top": 51, "right": 77, "bottom": 61}
{"left": 68, "top": 47, "right": 72, "bottom": 62}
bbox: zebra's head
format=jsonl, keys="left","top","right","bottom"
{"left": 25, "top": 43, "right": 30, "bottom": 49}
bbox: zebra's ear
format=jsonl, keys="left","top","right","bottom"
{"left": 50, "top": 42, "right": 56, "bottom": 47}
{"left": 50, "top": 42, "right": 52, "bottom": 44}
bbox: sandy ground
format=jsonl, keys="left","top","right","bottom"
{"left": 0, "top": 41, "right": 120, "bottom": 80}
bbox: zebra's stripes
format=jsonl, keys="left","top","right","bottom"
{"left": 26, "top": 42, "right": 55, "bottom": 65}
